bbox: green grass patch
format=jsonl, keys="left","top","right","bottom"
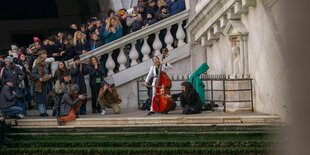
{"left": 0, "top": 146, "right": 276, "bottom": 155}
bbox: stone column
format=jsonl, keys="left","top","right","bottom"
{"left": 242, "top": 36, "right": 249, "bottom": 78}
{"left": 239, "top": 35, "right": 245, "bottom": 77}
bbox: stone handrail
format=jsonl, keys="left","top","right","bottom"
{"left": 65, "top": 10, "right": 189, "bottom": 76}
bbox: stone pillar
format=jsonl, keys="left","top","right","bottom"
{"left": 242, "top": 36, "right": 250, "bottom": 77}
{"left": 239, "top": 35, "right": 245, "bottom": 76}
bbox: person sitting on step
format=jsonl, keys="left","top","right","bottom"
{"left": 0, "top": 79, "right": 24, "bottom": 119}
{"left": 98, "top": 83, "right": 121, "bottom": 115}
{"left": 57, "top": 84, "right": 86, "bottom": 126}
{"left": 170, "top": 82, "right": 202, "bottom": 114}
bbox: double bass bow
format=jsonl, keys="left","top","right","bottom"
{"left": 152, "top": 48, "right": 174, "bottom": 113}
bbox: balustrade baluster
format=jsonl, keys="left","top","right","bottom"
{"left": 129, "top": 41, "right": 139, "bottom": 66}
{"left": 153, "top": 32, "right": 162, "bottom": 56}
{"left": 141, "top": 36, "right": 151, "bottom": 61}
{"left": 117, "top": 47, "right": 127, "bottom": 71}
{"left": 176, "top": 22, "right": 186, "bottom": 47}
{"left": 164, "top": 26, "right": 174, "bottom": 50}
{"left": 106, "top": 52, "right": 115, "bottom": 76}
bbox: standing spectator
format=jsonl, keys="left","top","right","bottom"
{"left": 118, "top": 9, "right": 132, "bottom": 36}
{"left": 167, "top": 0, "right": 185, "bottom": 15}
{"left": 88, "top": 56, "right": 106, "bottom": 113}
{"left": 8, "top": 43, "right": 19, "bottom": 58}
{"left": 142, "top": 12, "right": 157, "bottom": 27}
{"left": 137, "top": 4, "right": 147, "bottom": 20}
{"left": 1, "top": 56, "right": 25, "bottom": 115}
{"left": 61, "top": 38, "right": 75, "bottom": 61}
{"left": 157, "top": 5, "right": 170, "bottom": 21}
{"left": 18, "top": 53, "right": 34, "bottom": 110}
{"left": 54, "top": 61, "right": 68, "bottom": 81}
{"left": 70, "top": 56, "right": 88, "bottom": 115}
{"left": 73, "top": 31, "right": 88, "bottom": 56}
{"left": 0, "top": 55, "right": 5, "bottom": 92}
{"left": 102, "top": 17, "right": 123, "bottom": 44}
{"left": 67, "top": 24, "right": 78, "bottom": 43}
{"left": 102, "top": 17, "right": 123, "bottom": 72}
{"left": 0, "top": 79, "right": 24, "bottom": 119}
{"left": 131, "top": 8, "right": 143, "bottom": 32}
{"left": 88, "top": 33, "right": 104, "bottom": 51}
{"left": 79, "top": 24, "right": 88, "bottom": 36}
{"left": 56, "top": 32, "right": 65, "bottom": 50}
{"left": 32, "top": 51, "right": 51, "bottom": 117}
{"left": 57, "top": 84, "right": 86, "bottom": 125}
{"left": 157, "top": 0, "right": 167, "bottom": 8}
{"left": 146, "top": 0, "right": 159, "bottom": 17}
{"left": 138, "top": 0, "right": 148, "bottom": 8}
{"left": 45, "top": 36, "right": 62, "bottom": 61}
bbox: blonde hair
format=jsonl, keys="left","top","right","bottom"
{"left": 105, "top": 16, "right": 122, "bottom": 31}
{"left": 73, "top": 31, "right": 85, "bottom": 46}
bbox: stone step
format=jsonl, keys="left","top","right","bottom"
{"left": 8, "top": 114, "right": 281, "bottom": 128}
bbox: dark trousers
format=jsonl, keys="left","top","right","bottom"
{"left": 77, "top": 99, "right": 87, "bottom": 115}
{"left": 90, "top": 84, "right": 101, "bottom": 113}
{"left": 0, "top": 120, "right": 7, "bottom": 143}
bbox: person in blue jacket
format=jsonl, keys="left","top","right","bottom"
{"left": 167, "top": 0, "right": 185, "bottom": 15}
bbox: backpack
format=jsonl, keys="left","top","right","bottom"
{"left": 52, "top": 93, "right": 65, "bottom": 117}
{"left": 140, "top": 98, "right": 151, "bottom": 111}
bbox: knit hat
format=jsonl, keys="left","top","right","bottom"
{"left": 73, "top": 55, "right": 80, "bottom": 61}
{"left": 4, "top": 56, "right": 13, "bottom": 63}
{"left": 70, "top": 84, "right": 79, "bottom": 93}
{"left": 18, "top": 52, "right": 24, "bottom": 60}
{"left": 10, "top": 44, "right": 19, "bottom": 50}
{"left": 118, "top": 9, "right": 126, "bottom": 17}
{"left": 5, "top": 79, "right": 13, "bottom": 83}
{"left": 33, "top": 37, "right": 41, "bottom": 43}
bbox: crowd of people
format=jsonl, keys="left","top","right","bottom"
{"left": 0, "top": 0, "right": 185, "bottom": 120}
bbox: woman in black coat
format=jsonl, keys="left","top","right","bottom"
{"left": 88, "top": 56, "right": 106, "bottom": 113}
{"left": 179, "top": 82, "right": 202, "bottom": 114}
{"left": 69, "top": 56, "right": 89, "bottom": 115}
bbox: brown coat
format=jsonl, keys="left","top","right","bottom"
{"left": 98, "top": 87, "right": 121, "bottom": 108}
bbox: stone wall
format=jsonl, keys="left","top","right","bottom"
{"left": 205, "top": 0, "right": 287, "bottom": 120}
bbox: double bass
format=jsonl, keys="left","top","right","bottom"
{"left": 152, "top": 48, "right": 174, "bottom": 113}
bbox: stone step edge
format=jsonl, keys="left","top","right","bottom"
{"left": 11, "top": 123, "right": 284, "bottom": 129}
{"left": 12, "top": 115, "right": 281, "bottom": 122}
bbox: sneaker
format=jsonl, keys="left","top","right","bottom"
{"left": 101, "top": 109, "right": 107, "bottom": 115}
{"left": 147, "top": 111, "right": 155, "bottom": 116}
{"left": 16, "top": 113, "right": 25, "bottom": 119}
{"left": 39, "top": 113, "right": 49, "bottom": 117}
{"left": 57, "top": 117, "right": 63, "bottom": 126}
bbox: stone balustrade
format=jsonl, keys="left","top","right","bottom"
{"left": 187, "top": 0, "right": 256, "bottom": 78}
{"left": 188, "top": 0, "right": 256, "bottom": 44}
{"left": 63, "top": 10, "right": 189, "bottom": 76}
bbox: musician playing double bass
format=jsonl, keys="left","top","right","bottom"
{"left": 143, "top": 48, "right": 173, "bottom": 115}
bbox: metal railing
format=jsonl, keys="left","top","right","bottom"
{"left": 137, "top": 74, "right": 254, "bottom": 112}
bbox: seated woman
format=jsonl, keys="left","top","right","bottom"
{"left": 98, "top": 83, "right": 121, "bottom": 115}
{"left": 57, "top": 84, "right": 86, "bottom": 125}
{"left": 176, "top": 82, "right": 202, "bottom": 114}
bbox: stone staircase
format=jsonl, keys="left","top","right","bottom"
{"left": 7, "top": 108, "right": 282, "bottom": 131}
{"left": 4, "top": 109, "right": 284, "bottom": 155}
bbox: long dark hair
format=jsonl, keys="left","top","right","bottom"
{"left": 55, "top": 61, "right": 68, "bottom": 81}
{"left": 89, "top": 56, "right": 100, "bottom": 67}
{"left": 181, "top": 82, "right": 193, "bottom": 97}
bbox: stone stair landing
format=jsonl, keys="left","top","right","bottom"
{"left": 7, "top": 108, "right": 282, "bottom": 132}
